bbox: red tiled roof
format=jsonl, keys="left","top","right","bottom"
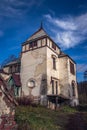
{"left": 12, "top": 74, "right": 21, "bottom": 87}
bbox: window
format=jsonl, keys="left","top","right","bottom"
{"left": 15, "top": 65, "right": 17, "bottom": 72}
{"left": 33, "top": 41, "right": 37, "bottom": 47}
{"left": 27, "top": 79, "right": 35, "bottom": 88}
{"left": 52, "top": 43, "right": 56, "bottom": 50}
{"left": 51, "top": 77, "right": 58, "bottom": 95}
{"left": 29, "top": 41, "right": 37, "bottom": 48}
{"left": 16, "top": 87, "right": 19, "bottom": 96}
{"left": 56, "top": 81, "right": 58, "bottom": 95}
{"left": 9, "top": 66, "right": 12, "bottom": 73}
{"left": 70, "top": 61, "right": 75, "bottom": 75}
{"left": 18, "top": 64, "right": 20, "bottom": 72}
{"left": 22, "top": 45, "right": 26, "bottom": 52}
{"left": 52, "top": 80, "right": 54, "bottom": 94}
{"left": 29, "top": 43, "right": 33, "bottom": 48}
{"left": 72, "top": 81, "right": 75, "bottom": 96}
{"left": 42, "top": 38, "right": 46, "bottom": 46}
{"left": 53, "top": 57, "right": 56, "bottom": 70}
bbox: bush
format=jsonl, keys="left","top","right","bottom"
{"left": 16, "top": 96, "right": 33, "bottom": 106}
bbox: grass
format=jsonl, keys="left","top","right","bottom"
{"left": 15, "top": 105, "right": 87, "bottom": 130}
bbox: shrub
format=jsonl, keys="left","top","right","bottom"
{"left": 16, "top": 96, "right": 33, "bottom": 106}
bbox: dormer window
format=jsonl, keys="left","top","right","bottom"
{"left": 52, "top": 43, "right": 56, "bottom": 50}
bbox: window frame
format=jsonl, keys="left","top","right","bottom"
{"left": 51, "top": 77, "right": 58, "bottom": 95}
{"left": 52, "top": 80, "right": 54, "bottom": 94}
{"left": 52, "top": 57, "right": 56, "bottom": 70}
{"left": 70, "top": 61, "right": 75, "bottom": 75}
{"left": 52, "top": 42, "right": 56, "bottom": 50}
{"left": 72, "top": 81, "right": 76, "bottom": 96}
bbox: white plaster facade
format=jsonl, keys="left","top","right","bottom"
{"left": 20, "top": 27, "right": 79, "bottom": 106}
{"left": 1, "top": 26, "right": 79, "bottom": 106}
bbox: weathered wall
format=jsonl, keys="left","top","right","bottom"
{"left": 47, "top": 47, "right": 59, "bottom": 95}
{"left": 21, "top": 47, "right": 47, "bottom": 98}
{"left": 58, "top": 57, "right": 70, "bottom": 97}
{"left": 59, "top": 57, "right": 79, "bottom": 106}
{"left": 67, "top": 59, "right": 79, "bottom": 105}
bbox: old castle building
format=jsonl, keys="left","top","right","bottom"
{"left": 0, "top": 25, "right": 79, "bottom": 107}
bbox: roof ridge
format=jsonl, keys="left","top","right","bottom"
{"left": 26, "top": 26, "right": 48, "bottom": 42}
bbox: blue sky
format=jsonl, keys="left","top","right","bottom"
{"left": 0, "top": 0, "right": 87, "bottom": 82}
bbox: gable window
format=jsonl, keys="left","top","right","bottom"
{"left": 70, "top": 61, "right": 75, "bottom": 75}
{"left": 52, "top": 43, "right": 56, "bottom": 50}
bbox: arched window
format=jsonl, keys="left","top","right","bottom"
{"left": 72, "top": 81, "right": 75, "bottom": 96}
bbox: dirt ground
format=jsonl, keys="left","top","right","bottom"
{"left": 66, "top": 113, "right": 87, "bottom": 130}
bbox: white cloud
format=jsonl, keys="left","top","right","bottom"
{"left": 45, "top": 14, "right": 76, "bottom": 31}
{"left": 0, "top": 0, "right": 44, "bottom": 17}
{"left": 44, "top": 13, "right": 87, "bottom": 49}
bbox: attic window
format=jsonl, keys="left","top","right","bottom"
{"left": 52, "top": 43, "right": 56, "bottom": 50}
